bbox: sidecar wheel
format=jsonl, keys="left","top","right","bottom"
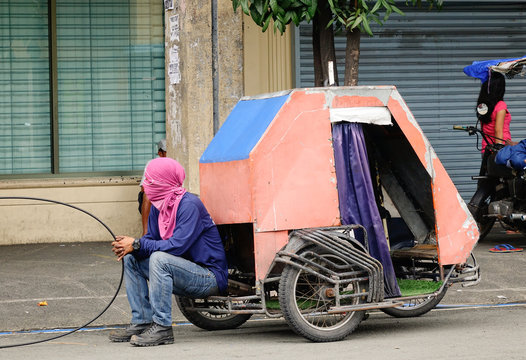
{"left": 176, "top": 297, "right": 252, "bottom": 330}
{"left": 381, "top": 285, "right": 447, "bottom": 318}
{"left": 278, "top": 249, "right": 366, "bottom": 342}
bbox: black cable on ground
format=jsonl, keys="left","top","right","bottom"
{"left": 0, "top": 196, "right": 124, "bottom": 349}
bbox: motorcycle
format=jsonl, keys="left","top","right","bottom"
{"left": 458, "top": 55, "right": 526, "bottom": 240}
{"left": 454, "top": 125, "right": 526, "bottom": 240}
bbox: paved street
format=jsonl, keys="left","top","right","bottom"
{"left": 0, "top": 225, "right": 525, "bottom": 357}
{"left": 1, "top": 305, "right": 525, "bottom": 360}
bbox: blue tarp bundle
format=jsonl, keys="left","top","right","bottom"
{"left": 332, "top": 122, "right": 401, "bottom": 298}
{"left": 463, "top": 56, "right": 526, "bottom": 82}
{"left": 495, "top": 139, "right": 526, "bottom": 170}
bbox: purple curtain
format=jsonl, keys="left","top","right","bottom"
{"left": 332, "top": 122, "right": 401, "bottom": 298}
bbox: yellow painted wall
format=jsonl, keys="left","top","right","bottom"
{"left": 243, "top": 17, "right": 294, "bottom": 96}
{"left": 0, "top": 178, "right": 142, "bottom": 245}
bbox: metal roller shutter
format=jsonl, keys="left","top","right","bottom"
{"left": 295, "top": 1, "right": 526, "bottom": 200}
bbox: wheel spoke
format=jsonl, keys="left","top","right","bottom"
{"left": 278, "top": 246, "right": 368, "bottom": 342}
{"left": 293, "top": 256, "right": 360, "bottom": 330}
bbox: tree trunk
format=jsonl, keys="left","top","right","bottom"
{"left": 312, "top": 0, "right": 338, "bottom": 87}
{"left": 344, "top": 28, "right": 361, "bottom": 86}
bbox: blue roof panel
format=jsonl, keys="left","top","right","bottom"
{"left": 200, "top": 94, "right": 289, "bottom": 163}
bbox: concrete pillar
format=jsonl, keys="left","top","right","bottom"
{"left": 217, "top": 0, "right": 244, "bottom": 129}
{"left": 164, "top": 0, "right": 243, "bottom": 194}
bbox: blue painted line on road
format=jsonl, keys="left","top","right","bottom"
{"left": 2, "top": 303, "right": 525, "bottom": 336}
{"left": 173, "top": 322, "right": 193, "bottom": 326}
{"left": 0, "top": 322, "right": 198, "bottom": 337}
{"left": 436, "top": 302, "right": 526, "bottom": 309}
{"left": 25, "top": 327, "right": 108, "bottom": 334}
{"left": 1, "top": 326, "right": 111, "bottom": 336}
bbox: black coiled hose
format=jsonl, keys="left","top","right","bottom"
{"left": 0, "top": 196, "right": 124, "bottom": 349}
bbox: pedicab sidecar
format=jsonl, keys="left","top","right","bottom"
{"left": 176, "top": 86, "right": 480, "bottom": 342}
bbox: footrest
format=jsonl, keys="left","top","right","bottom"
{"left": 328, "top": 300, "right": 405, "bottom": 313}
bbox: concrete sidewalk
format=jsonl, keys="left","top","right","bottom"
{"left": 1, "top": 226, "right": 525, "bottom": 333}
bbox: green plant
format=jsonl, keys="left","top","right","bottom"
{"left": 232, "top": 0, "right": 442, "bottom": 36}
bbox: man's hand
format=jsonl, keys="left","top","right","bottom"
{"left": 112, "top": 235, "right": 135, "bottom": 261}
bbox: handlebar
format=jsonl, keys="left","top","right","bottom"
{"left": 453, "top": 125, "right": 508, "bottom": 152}
{"left": 452, "top": 125, "right": 466, "bottom": 131}
{"left": 453, "top": 125, "right": 479, "bottom": 136}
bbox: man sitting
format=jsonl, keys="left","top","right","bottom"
{"left": 109, "top": 157, "right": 228, "bottom": 346}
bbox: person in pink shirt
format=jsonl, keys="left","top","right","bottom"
{"left": 476, "top": 71, "right": 516, "bottom": 150}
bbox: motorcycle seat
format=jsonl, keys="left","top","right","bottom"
{"left": 487, "top": 153, "right": 515, "bottom": 179}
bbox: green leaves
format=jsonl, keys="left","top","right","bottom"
{"left": 327, "top": 0, "right": 442, "bottom": 36}
{"left": 269, "top": 0, "right": 285, "bottom": 16}
{"left": 232, "top": 0, "right": 313, "bottom": 34}
{"left": 232, "top": 0, "right": 442, "bottom": 35}
{"left": 262, "top": 14, "right": 272, "bottom": 31}
{"left": 307, "top": 0, "right": 317, "bottom": 18}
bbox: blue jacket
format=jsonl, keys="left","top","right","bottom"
{"left": 136, "top": 192, "right": 228, "bottom": 293}
{"left": 495, "top": 139, "right": 526, "bottom": 170}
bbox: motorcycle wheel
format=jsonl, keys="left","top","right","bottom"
{"left": 469, "top": 194, "right": 495, "bottom": 241}
{"left": 478, "top": 217, "right": 496, "bottom": 241}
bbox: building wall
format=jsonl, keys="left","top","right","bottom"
{"left": 0, "top": 1, "right": 163, "bottom": 246}
{"left": 0, "top": 178, "right": 142, "bottom": 245}
{"left": 0, "top": 4, "right": 294, "bottom": 246}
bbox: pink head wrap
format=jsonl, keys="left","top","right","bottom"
{"left": 142, "top": 157, "right": 187, "bottom": 240}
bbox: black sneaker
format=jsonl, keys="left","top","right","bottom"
{"left": 130, "top": 322, "right": 174, "bottom": 347}
{"left": 108, "top": 323, "right": 152, "bottom": 342}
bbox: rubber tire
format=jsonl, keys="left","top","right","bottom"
{"left": 381, "top": 285, "right": 447, "bottom": 318}
{"left": 278, "top": 250, "right": 366, "bottom": 342}
{"left": 471, "top": 193, "right": 495, "bottom": 241}
{"left": 478, "top": 217, "right": 496, "bottom": 241}
{"left": 175, "top": 296, "right": 252, "bottom": 331}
